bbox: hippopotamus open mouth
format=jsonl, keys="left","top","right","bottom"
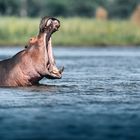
{"left": 0, "top": 16, "right": 64, "bottom": 86}
{"left": 39, "top": 17, "right": 64, "bottom": 79}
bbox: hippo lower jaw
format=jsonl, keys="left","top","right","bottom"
{"left": 45, "top": 35, "right": 64, "bottom": 79}
{"left": 47, "top": 65, "right": 64, "bottom": 79}
{"left": 45, "top": 42, "right": 64, "bottom": 79}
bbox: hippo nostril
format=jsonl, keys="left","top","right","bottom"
{"left": 57, "top": 24, "right": 60, "bottom": 28}
{"left": 53, "top": 20, "right": 60, "bottom": 28}
{"left": 54, "top": 24, "right": 60, "bottom": 31}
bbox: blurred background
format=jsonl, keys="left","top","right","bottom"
{"left": 0, "top": 0, "right": 140, "bottom": 46}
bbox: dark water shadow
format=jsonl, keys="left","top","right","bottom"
{"left": 0, "top": 84, "right": 78, "bottom": 94}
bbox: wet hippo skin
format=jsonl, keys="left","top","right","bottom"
{"left": 0, "top": 16, "right": 64, "bottom": 86}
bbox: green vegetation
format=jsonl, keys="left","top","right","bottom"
{"left": 0, "top": 0, "right": 139, "bottom": 18}
{"left": 0, "top": 17, "right": 39, "bottom": 45}
{"left": 0, "top": 17, "right": 140, "bottom": 46}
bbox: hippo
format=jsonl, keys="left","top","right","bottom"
{"left": 0, "top": 16, "right": 64, "bottom": 86}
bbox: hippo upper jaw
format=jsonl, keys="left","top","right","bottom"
{"left": 39, "top": 16, "right": 60, "bottom": 35}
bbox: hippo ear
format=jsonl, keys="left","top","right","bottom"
{"left": 47, "top": 19, "right": 52, "bottom": 27}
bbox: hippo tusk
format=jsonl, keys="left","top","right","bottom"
{"left": 47, "top": 19, "right": 52, "bottom": 27}
{"left": 51, "top": 66, "right": 64, "bottom": 74}
{"left": 59, "top": 66, "right": 64, "bottom": 74}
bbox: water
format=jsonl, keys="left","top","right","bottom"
{"left": 0, "top": 46, "right": 140, "bottom": 140}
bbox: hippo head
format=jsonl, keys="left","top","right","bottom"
{"left": 39, "top": 16, "right": 60, "bottom": 35}
{"left": 38, "top": 17, "right": 63, "bottom": 79}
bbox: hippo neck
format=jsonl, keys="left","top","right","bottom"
{"left": 31, "top": 32, "right": 50, "bottom": 76}
{"left": 24, "top": 33, "right": 47, "bottom": 85}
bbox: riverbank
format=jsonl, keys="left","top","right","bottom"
{"left": 0, "top": 17, "right": 140, "bottom": 46}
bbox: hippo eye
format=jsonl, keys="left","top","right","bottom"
{"left": 47, "top": 19, "right": 52, "bottom": 27}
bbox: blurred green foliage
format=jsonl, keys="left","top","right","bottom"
{"left": 0, "top": 0, "right": 140, "bottom": 18}
{"left": 0, "top": 1, "right": 140, "bottom": 46}
{"left": 0, "top": 17, "right": 140, "bottom": 46}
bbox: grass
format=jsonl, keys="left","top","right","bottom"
{"left": 0, "top": 16, "right": 140, "bottom": 46}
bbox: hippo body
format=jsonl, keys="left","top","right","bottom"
{"left": 0, "top": 35, "right": 45, "bottom": 86}
{"left": 0, "top": 17, "right": 63, "bottom": 87}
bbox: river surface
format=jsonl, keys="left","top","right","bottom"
{"left": 0, "top": 47, "right": 140, "bottom": 140}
